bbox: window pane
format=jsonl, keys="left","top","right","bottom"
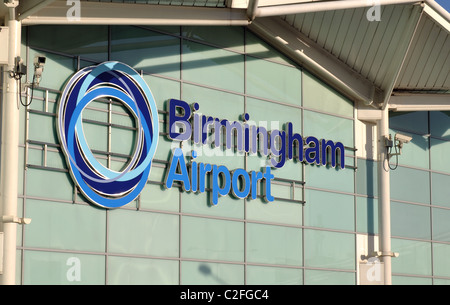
{"left": 25, "top": 199, "right": 106, "bottom": 252}
{"left": 107, "top": 256, "right": 178, "bottom": 285}
{"left": 246, "top": 265, "right": 302, "bottom": 285}
{"left": 430, "top": 138, "right": 450, "bottom": 174}
{"left": 391, "top": 238, "right": 431, "bottom": 276}
{"left": 389, "top": 111, "right": 428, "bottom": 135}
{"left": 304, "top": 229, "right": 355, "bottom": 270}
{"left": 108, "top": 209, "right": 179, "bottom": 257}
{"left": 433, "top": 243, "right": 450, "bottom": 278}
{"left": 304, "top": 190, "right": 354, "bottom": 231}
{"left": 304, "top": 269, "right": 355, "bottom": 285}
{"left": 392, "top": 276, "right": 432, "bottom": 285}
{"left": 246, "top": 57, "right": 301, "bottom": 105}
{"left": 23, "top": 250, "right": 105, "bottom": 285}
{"left": 182, "top": 40, "right": 244, "bottom": 93}
{"left": 28, "top": 25, "right": 108, "bottom": 62}
{"left": 432, "top": 207, "right": 450, "bottom": 242}
{"left": 305, "top": 165, "right": 354, "bottom": 194}
{"left": 430, "top": 111, "right": 450, "bottom": 138}
{"left": 181, "top": 192, "right": 244, "bottom": 220}
{"left": 432, "top": 172, "right": 450, "bottom": 208}
{"left": 111, "top": 26, "right": 180, "bottom": 79}
{"left": 181, "top": 216, "right": 244, "bottom": 262}
{"left": 303, "top": 72, "right": 353, "bottom": 118}
{"left": 140, "top": 182, "right": 179, "bottom": 212}
{"left": 390, "top": 166, "right": 430, "bottom": 204}
{"left": 303, "top": 110, "right": 354, "bottom": 146}
{"left": 246, "top": 223, "right": 302, "bottom": 266}
{"left": 181, "top": 261, "right": 244, "bottom": 285}
{"left": 391, "top": 202, "right": 430, "bottom": 239}
{"left": 356, "top": 196, "right": 378, "bottom": 234}
{"left": 356, "top": 159, "right": 377, "bottom": 196}
{"left": 182, "top": 26, "right": 244, "bottom": 52}
{"left": 26, "top": 168, "right": 73, "bottom": 202}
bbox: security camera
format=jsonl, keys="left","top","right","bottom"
{"left": 394, "top": 133, "right": 412, "bottom": 145}
{"left": 34, "top": 55, "right": 46, "bottom": 69}
{"left": 33, "top": 55, "right": 46, "bottom": 84}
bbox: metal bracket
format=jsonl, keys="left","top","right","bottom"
{"left": 372, "top": 250, "right": 399, "bottom": 258}
{"left": 2, "top": 215, "right": 32, "bottom": 225}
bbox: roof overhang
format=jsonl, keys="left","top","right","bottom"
{"left": 1, "top": 0, "right": 449, "bottom": 113}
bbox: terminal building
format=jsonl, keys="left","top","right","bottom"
{"left": 0, "top": 0, "right": 449, "bottom": 285}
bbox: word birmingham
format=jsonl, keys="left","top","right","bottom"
{"left": 164, "top": 99, "right": 346, "bottom": 205}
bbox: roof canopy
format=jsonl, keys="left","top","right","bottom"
{"left": 1, "top": 0, "right": 449, "bottom": 112}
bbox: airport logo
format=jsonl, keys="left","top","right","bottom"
{"left": 57, "top": 62, "right": 159, "bottom": 209}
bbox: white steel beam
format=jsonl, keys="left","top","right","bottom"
{"left": 20, "top": 1, "right": 250, "bottom": 26}
{"left": 389, "top": 94, "right": 450, "bottom": 111}
{"left": 249, "top": 17, "right": 381, "bottom": 106}
{"left": 17, "top": 0, "right": 57, "bottom": 21}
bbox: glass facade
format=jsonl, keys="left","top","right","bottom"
{"left": 7, "top": 24, "right": 449, "bottom": 285}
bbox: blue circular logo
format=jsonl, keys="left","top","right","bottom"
{"left": 57, "top": 62, "right": 159, "bottom": 209}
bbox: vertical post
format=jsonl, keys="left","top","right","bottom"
{"left": 377, "top": 106, "right": 392, "bottom": 285}
{"left": 0, "top": 10, "right": 21, "bottom": 285}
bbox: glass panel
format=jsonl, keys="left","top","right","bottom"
{"left": 181, "top": 191, "right": 244, "bottom": 220}
{"left": 430, "top": 137, "right": 450, "bottom": 174}
{"left": 392, "top": 276, "right": 432, "bottom": 285}
{"left": 431, "top": 172, "right": 450, "bottom": 208}
{"left": 82, "top": 122, "right": 109, "bottom": 153}
{"left": 246, "top": 265, "right": 303, "bottom": 285}
{"left": 23, "top": 250, "right": 105, "bottom": 285}
{"left": 304, "top": 229, "right": 355, "bottom": 270}
{"left": 28, "top": 25, "right": 108, "bottom": 62}
{"left": 304, "top": 269, "right": 355, "bottom": 285}
{"left": 390, "top": 166, "right": 430, "bottom": 204}
{"left": 391, "top": 202, "right": 430, "bottom": 239}
{"left": 26, "top": 168, "right": 74, "bottom": 202}
{"left": 430, "top": 111, "right": 450, "bottom": 139}
{"left": 245, "top": 30, "right": 294, "bottom": 65}
{"left": 181, "top": 261, "right": 244, "bottom": 285}
{"left": 303, "top": 72, "right": 353, "bottom": 118}
{"left": 389, "top": 111, "right": 428, "bottom": 135}
{"left": 432, "top": 207, "right": 450, "bottom": 242}
{"left": 303, "top": 110, "right": 354, "bottom": 146}
{"left": 246, "top": 57, "right": 301, "bottom": 106}
{"left": 246, "top": 223, "right": 302, "bottom": 266}
{"left": 356, "top": 196, "right": 378, "bottom": 234}
{"left": 305, "top": 165, "right": 354, "bottom": 194}
{"left": 28, "top": 113, "right": 58, "bottom": 144}
{"left": 181, "top": 216, "right": 244, "bottom": 262}
{"left": 108, "top": 209, "right": 179, "bottom": 257}
{"left": 246, "top": 197, "right": 302, "bottom": 226}
{"left": 111, "top": 26, "right": 180, "bottom": 79}
{"left": 182, "top": 26, "right": 244, "bottom": 52}
{"left": 433, "top": 243, "right": 450, "bottom": 277}
{"left": 182, "top": 40, "right": 244, "bottom": 93}
{"left": 107, "top": 256, "right": 178, "bottom": 285}
{"left": 24, "top": 199, "right": 106, "bottom": 252}
{"left": 391, "top": 238, "right": 431, "bottom": 276}
{"left": 304, "top": 190, "right": 354, "bottom": 231}
{"left": 110, "top": 126, "right": 136, "bottom": 156}
{"left": 140, "top": 182, "right": 180, "bottom": 212}
{"left": 356, "top": 159, "right": 377, "bottom": 196}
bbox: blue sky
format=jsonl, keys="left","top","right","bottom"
{"left": 436, "top": 0, "right": 450, "bottom": 12}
